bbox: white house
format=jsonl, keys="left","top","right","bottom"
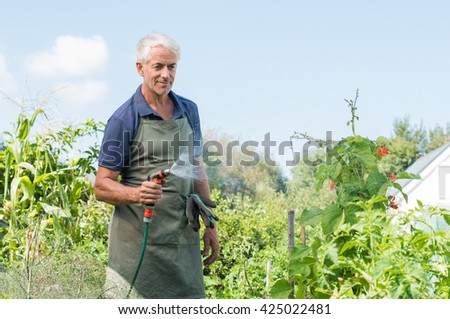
{"left": 393, "top": 142, "right": 450, "bottom": 231}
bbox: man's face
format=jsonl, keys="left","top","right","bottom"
{"left": 138, "top": 45, "right": 177, "bottom": 96}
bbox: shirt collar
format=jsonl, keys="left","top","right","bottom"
{"left": 134, "top": 85, "right": 185, "bottom": 119}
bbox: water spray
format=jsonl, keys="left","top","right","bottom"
{"left": 169, "top": 148, "right": 203, "bottom": 181}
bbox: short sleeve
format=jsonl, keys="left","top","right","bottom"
{"left": 191, "top": 110, "right": 203, "bottom": 159}
{"left": 98, "top": 116, "right": 133, "bottom": 171}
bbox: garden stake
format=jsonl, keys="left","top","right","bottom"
{"left": 126, "top": 169, "right": 171, "bottom": 298}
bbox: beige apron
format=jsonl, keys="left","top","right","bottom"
{"left": 105, "top": 117, "right": 205, "bottom": 298}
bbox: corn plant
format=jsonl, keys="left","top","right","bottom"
{"left": 0, "top": 96, "right": 110, "bottom": 298}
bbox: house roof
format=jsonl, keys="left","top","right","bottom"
{"left": 399, "top": 142, "right": 450, "bottom": 188}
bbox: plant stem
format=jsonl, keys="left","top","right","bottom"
{"left": 346, "top": 89, "right": 359, "bottom": 136}
{"left": 243, "top": 260, "right": 254, "bottom": 295}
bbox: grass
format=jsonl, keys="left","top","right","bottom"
{"left": 0, "top": 249, "right": 106, "bottom": 299}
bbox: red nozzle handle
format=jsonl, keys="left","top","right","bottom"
{"left": 143, "top": 169, "right": 170, "bottom": 222}
{"left": 144, "top": 206, "right": 154, "bottom": 219}
{"left": 148, "top": 169, "right": 171, "bottom": 184}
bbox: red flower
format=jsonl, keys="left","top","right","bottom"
{"left": 389, "top": 202, "right": 399, "bottom": 209}
{"left": 376, "top": 147, "right": 389, "bottom": 156}
{"left": 330, "top": 180, "right": 336, "bottom": 190}
{"left": 388, "top": 195, "right": 399, "bottom": 209}
{"left": 390, "top": 172, "right": 397, "bottom": 182}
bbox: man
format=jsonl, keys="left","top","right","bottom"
{"left": 94, "top": 33, "right": 219, "bottom": 298}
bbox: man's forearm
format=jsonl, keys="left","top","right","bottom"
{"left": 193, "top": 161, "right": 211, "bottom": 197}
{"left": 94, "top": 178, "right": 140, "bottom": 206}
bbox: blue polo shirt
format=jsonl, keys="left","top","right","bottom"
{"left": 99, "top": 85, "right": 203, "bottom": 171}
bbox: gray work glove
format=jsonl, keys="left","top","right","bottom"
{"left": 186, "top": 194, "right": 218, "bottom": 232}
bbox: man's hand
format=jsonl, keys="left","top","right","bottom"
{"left": 203, "top": 226, "right": 220, "bottom": 265}
{"left": 139, "top": 180, "right": 163, "bottom": 205}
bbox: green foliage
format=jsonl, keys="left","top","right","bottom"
{"left": 0, "top": 105, "right": 108, "bottom": 262}
{"left": 426, "top": 123, "right": 450, "bottom": 153}
{"left": 273, "top": 92, "right": 450, "bottom": 299}
{"left": 204, "top": 190, "right": 289, "bottom": 298}
{"left": 275, "top": 206, "right": 450, "bottom": 299}
{"left": 0, "top": 98, "right": 110, "bottom": 298}
{"left": 379, "top": 116, "right": 450, "bottom": 174}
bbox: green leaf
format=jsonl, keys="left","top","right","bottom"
{"left": 312, "top": 288, "right": 332, "bottom": 299}
{"left": 30, "top": 108, "right": 45, "bottom": 126}
{"left": 416, "top": 199, "right": 424, "bottom": 210}
{"left": 19, "top": 175, "right": 34, "bottom": 202}
{"left": 18, "top": 162, "right": 37, "bottom": 175}
{"left": 372, "top": 258, "right": 393, "bottom": 279}
{"left": 300, "top": 207, "right": 323, "bottom": 227}
{"left": 392, "top": 182, "right": 408, "bottom": 202}
{"left": 289, "top": 260, "right": 311, "bottom": 277}
{"left": 351, "top": 139, "right": 377, "bottom": 171}
{"left": 10, "top": 176, "right": 35, "bottom": 206}
{"left": 340, "top": 240, "right": 364, "bottom": 254}
{"left": 10, "top": 177, "right": 22, "bottom": 207}
{"left": 442, "top": 214, "right": 450, "bottom": 227}
{"left": 396, "top": 172, "right": 421, "bottom": 180}
{"left": 17, "top": 117, "right": 30, "bottom": 141}
{"left": 376, "top": 181, "right": 391, "bottom": 197}
{"left": 290, "top": 243, "right": 311, "bottom": 260}
{"left": 40, "top": 202, "right": 71, "bottom": 218}
{"left": 270, "top": 279, "right": 293, "bottom": 299}
{"left": 34, "top": 172, "right": 52, "bottom": 184}
{"left": 366, "top": 172, "right": 388, "bottom": 196}
{"left": 315, "top": 164, "right": 329, "bottom": 191}
{"left": 329, "top": 161, "right": 342, "bottom": 181}
{"left": 321, "top": 204, "right": 344, "bottom": 235}
{"left": 324, "top": 244, "right": 339, "bottom": 264}
{"left": 294, "top": 283, "right": 306, "bottom": 299}
{"left": 369, "top": 196, "right": 388, "bottom": 204}
{"left": 410, "top": 232, "right": 430, "bottom": 247}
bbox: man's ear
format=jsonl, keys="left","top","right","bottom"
{"left": 136, "top": 62, "right": 144, "bottom": 76}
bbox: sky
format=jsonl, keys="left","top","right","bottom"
{"left": 1, "top": 0, "right": 449, "bottom": 170}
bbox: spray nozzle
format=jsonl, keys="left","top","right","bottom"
{"left": 143, "top": 169, "right": 170, "bottom": 222}
{"left": 148, "top": 168, "right": 171, "bottom": 183}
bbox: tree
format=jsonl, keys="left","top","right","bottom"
{"left": 379, "top": 116, "right": 450, "bottom": 174}
{"left": 202, "top": 129, "right": 286, "bottom": 200}
{"left": 426, "top": 123, "right": 450, "bottom": 153}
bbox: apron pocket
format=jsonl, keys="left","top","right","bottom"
{"left": 149, "top": 194, "right": 198, "bottom": 244}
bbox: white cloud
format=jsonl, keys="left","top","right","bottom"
{"left": 0, "top": 54, "right": 15, "bottom": 94}
{"left": 25, "top": 35, "right": 108, "bottom": 77}
{"left": 54, "top": 80, "right": 109, "bottom": 107}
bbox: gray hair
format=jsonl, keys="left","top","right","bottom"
{"left": 136, "top": 33, "right": 181, "bottom": 63}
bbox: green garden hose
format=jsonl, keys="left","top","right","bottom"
{"left": 126, "top": 221, "right": 150, "bottom": 299}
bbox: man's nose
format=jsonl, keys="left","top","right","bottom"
{"left": 161, "top": 66, "right": 170, "bottom": 78}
